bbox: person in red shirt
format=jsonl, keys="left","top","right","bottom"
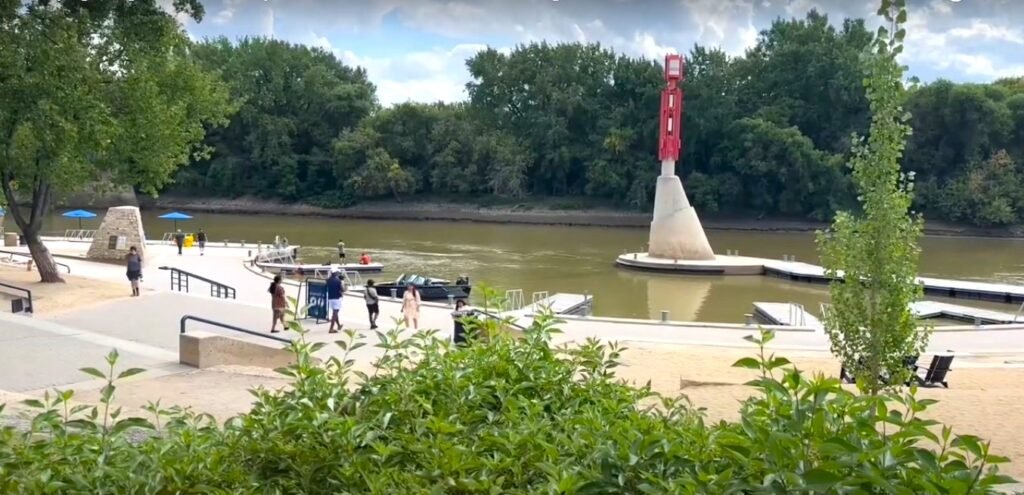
{"left": 359, "top": 252, "right": 371, "bottom": 265}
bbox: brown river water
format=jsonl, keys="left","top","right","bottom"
{"left": 12, "top": 212, "right": 1024, "bottom": 322}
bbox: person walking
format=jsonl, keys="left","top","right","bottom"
{"left": 337, "top": 240, "right": 346, "bottom": 262}
{"left": 326, "top": 269, "right": 345, "bottom": 334}
{"left": 174, "top": 229, "right": 185, "bottom": 255}
{"left": 365, "top": 279, "right": 380, "bottom": 329}
{"left": 125, "top": 246, "right": 143, "bottom": 297}
{"left": 401, "top": 284, "right": 421, "bottom": 330}
{"left": 196, "top": 228, "right": 207, "bottom": 256}
{"left": 269, "top": 275, "right": 287, "bottom": 333}
{"left": 451, "top": 299, "right": 475, "bottom": 345}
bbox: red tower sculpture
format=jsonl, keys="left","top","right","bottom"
{"left": 658, "top": 54, "right": 685, "bottom": 163}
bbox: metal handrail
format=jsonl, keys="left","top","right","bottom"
{"left": 179, "top": 315, "right": 291, "bottom": 344}
{"left": 159, "top": 266, "right": 236, "bottom": 299}
{"left": 0, "top": 250, "right": 71, "bottom": 274}
{"left": 472, "top": 308, "right": 529, "bottom": 331}
{"left": 788, "top": 303, "right": 806, "bottom": 326}
{"left": 0, "top": 281, "right": 32, "bottom": 314}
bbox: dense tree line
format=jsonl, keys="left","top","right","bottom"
{"left": 169, "top": 10, "right": 1024, "bottom": 227}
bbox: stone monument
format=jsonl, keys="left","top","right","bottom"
{"left": 86, "top": 206, "right": 147, "bottom": 261}
{"left": 647, "top": 54, "right": 715, "bottom": 261}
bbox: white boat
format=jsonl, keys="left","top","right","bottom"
{"left": 256, "top": 261, "right": 384, "bottom": 275}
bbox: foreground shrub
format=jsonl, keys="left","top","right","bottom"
{"left": 0, "top": 316, "right": 1014, "bottom": 493}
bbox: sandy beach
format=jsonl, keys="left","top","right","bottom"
{"left": 615, "top": 342, "right": 1024, "bottom": 480}
{"left": 0, "top": 264, "right": 129, "bottom": 315}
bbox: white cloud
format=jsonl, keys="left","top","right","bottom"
{"left": 338, "top": 44, "right": 495, "bottom": 106}
{"left": 900, "top": 4, "right": 1024, "bottom": 80}
{"left": 629, "top": 32, "right": 677, "bottom": 60}
{"left": 259, "top": 7, "right": 275, "bottom": 38}
{"left": 948, "top": 21, "right": 1024, "bottom": 44}
{"left": 685, "top": 0, "right": 759, "bottom": 55}
{"left": 210, "top": 0, "right": 242, "bottom": 25}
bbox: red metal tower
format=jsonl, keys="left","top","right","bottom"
{"left": 658, "top": 54, "right": 685, "bottom": 162}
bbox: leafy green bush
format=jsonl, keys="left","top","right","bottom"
{"left": 0, "top": 316, "right": 1015, "bottom": 493}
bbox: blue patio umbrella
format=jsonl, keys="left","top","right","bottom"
{"left": 62, "top": 209, "right": 97, "bottom": 229}
{"left": 159, "top": 211, "right": 193, "bottom": 230}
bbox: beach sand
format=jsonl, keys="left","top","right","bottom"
{"left": 73, "top": 366, "right": 293, "bottom": 421}
{"left": 0, "top": 264, "right": 129, "bottom": 315}
{"left": 614, "top": 342, "right": 1024, "bottom": 480}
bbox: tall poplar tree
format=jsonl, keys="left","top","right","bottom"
{"left": 817, "top": 0, "right": 928, "bottom": 394}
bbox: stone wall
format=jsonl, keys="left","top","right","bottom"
{"left": 86, "top": 206, "right": 147, "bottom": 261}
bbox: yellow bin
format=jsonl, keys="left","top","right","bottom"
{"left": 184, "top": 235, "right": 194, "bottom": 248}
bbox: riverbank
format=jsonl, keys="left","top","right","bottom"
{"left": 137, "top": 196, "right": 1024, "bottom": 238}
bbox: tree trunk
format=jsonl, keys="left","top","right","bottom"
{"left": 1, "top": 173, "right": 62, "bottom": 283}
{"left": 25, "top": 232, "right": 64, "bottom": 283}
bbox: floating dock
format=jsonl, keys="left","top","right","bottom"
{"left": 910, "top": 301, "right": 1022, "bottom": 324}
{"left": 616, "top": 254, "right": 1024, "bottom": 306}
{"left": 761, "top": 260, "right": 1024, "bottom": 304}
{"left": 752, "top": 302, "right": 822, "bottom": 328}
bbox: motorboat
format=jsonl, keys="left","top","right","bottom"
{"left": 373, "top": 274, "right": 471, "bottom": 301}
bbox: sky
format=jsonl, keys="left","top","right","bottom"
{"left": 166, "top": 0, "right": 1024, "bottom": 106}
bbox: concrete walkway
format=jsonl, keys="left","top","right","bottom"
{"left": 0, "top": 312, "right": 184, "bottom": 393}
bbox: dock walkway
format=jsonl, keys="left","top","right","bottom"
{"left": 911, "top": 301, "right": 1022, "bottom": 324}
{"left": 505, "top": 293, "right": 592, "bottom": 318}
{"left": 752, "top": 302, "right": 823, "bottom": 328}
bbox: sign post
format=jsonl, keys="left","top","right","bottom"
{"left": 304, "top": 278, "right": 327, "bottom": 323}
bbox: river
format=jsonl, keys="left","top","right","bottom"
{"left": 11, "top": 211, "right": 1024, "bottom": 322}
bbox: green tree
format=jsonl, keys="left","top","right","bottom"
{"left": 0, "top": 0, "right": 230, "bottom": 282}
{"left": 180, "top": 37, "right": 375, "bottom": 200}
{"left": 711, "top": 117, "right": 848, "bottom": 219}
{"left": 816, "top": 0, "right": 927, "bottom": 394}
{"left": 733, "top": 11, "right": 873, "bottom": 153}
{"left": 939, "top": 150, "right": 1024, "bottom": 226}
{"left": 345, "top": 148, "right": 415, "bottom": 201}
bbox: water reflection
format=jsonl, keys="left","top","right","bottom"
{"left": 644, "top": 274, "right": 712, "bottom": 322}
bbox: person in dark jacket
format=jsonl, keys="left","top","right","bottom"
{"left": 125, "top": 246, "right": 143, "bottom": 297}
{"left": 196, "top": 228, "right": 207, "bottom": 256}
{"left": 451, "top": 299, "right": 476, "bottom": 345}
{"left": 365, "top": 279, "right": 380, "bottom": 329}
{"left": 174, "top": 229, "right": 185, "bottom": 255}
{"left": 326, "top": 269, "right": 345, "bottom": 333}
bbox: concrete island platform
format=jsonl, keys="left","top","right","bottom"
{"left": 616, "top": 252, "right": 1024, "bottom": 305}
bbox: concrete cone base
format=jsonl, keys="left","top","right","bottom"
{"left": 647, "top": 175, "right": 715, "bottom": 260}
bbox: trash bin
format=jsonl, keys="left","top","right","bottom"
{"left": 184, "top": 235, "right": 194, "bottom": 248}
{"left": 3, "top": 232, "right": 17, "bottom": 247}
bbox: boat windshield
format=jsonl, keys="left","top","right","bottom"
{"left": 409, "top": 275, "right": 426, "bottom": 285}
